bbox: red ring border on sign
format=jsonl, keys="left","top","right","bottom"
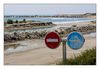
{"left": 45, "top": 32, "right": 61, "bottom": 49}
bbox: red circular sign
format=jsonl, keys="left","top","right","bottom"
{"left": 45, "top": 32, "right": 61, "bottom": 49}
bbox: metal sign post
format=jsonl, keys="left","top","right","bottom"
{"left": 62, "top": 38, "right": 67, "bottom": 65}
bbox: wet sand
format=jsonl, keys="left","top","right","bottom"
{"left": 4, "top": 33, "right": 96, "bottom": 65}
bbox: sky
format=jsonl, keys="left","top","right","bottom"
{"left": 4, "top": 4, "right": 96, "bottom": 15}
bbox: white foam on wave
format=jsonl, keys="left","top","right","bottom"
{"left": 51, "top": 18, "right": 65, "bottom": 19}
{"left": 5, "top": 46, "right": 28, "bottom": 54}
{"left": 5, "top": 47, "right": 14, "bottom": 53}
{"left": 5, "top": 40, "right": 44, "bottom": 54}
{"left": 53, "top": 19, "right": 96, "bottom": 24}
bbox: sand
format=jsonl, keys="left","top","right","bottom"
{"left": 56, "top": 21, "right": 96, "bottom": 27}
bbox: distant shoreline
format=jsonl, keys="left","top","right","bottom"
{"left": 4, "top": 13, "right": 96, "bottom": 18}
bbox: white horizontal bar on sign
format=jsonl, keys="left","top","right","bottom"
{"left": 47, "top": 38, "right": 58, "bottom": 42}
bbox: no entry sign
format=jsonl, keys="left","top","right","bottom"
{"left": 67, "top": 32, "right": 85, "bottom": 50}
{"left": 45, "top": 32, "right": 61, "bottom": 49}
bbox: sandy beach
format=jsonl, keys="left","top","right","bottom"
{"left": 4, "top": 21, "right": 96, "bottom": 65}
{"left": 56, "top": 21, "right": 95, "bottom": 27}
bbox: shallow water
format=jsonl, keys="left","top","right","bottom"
{"left": 4, "top": 17, "right": 96, "bottom": 23}
{"left": 4, "top": 39, "right": 45, "bottom": 54}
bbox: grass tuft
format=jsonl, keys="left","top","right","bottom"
{"left": 58, "top": 48, "right": 96, "bottom": 65}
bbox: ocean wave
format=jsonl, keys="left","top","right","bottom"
{"left": 53, "top": 19, "right": 96, "bottom": 24}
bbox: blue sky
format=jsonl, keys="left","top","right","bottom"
{"left": 4, "top": 4, "right": 96, "bottom": 15}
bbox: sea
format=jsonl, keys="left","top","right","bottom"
{"left": 4, "top": 17, "right": 96, "bottom": 23}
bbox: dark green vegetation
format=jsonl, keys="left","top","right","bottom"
{"left": 23, "top": 19, "right": 26, "bottom": 23}
{"left": 7, "top": 19, "right": 13, "bottom": 24}
{"left": 7, "top": 19, "right": 26, "bottom": 24}
{"left": 58, "top": 48, "right": 96, "bottom": 65}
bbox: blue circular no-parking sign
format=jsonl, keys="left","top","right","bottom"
{"left": 67, "top": 32, "right": 85, "bottom": 50}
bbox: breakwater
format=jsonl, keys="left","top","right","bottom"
{"left": 4, "top": 24, "right": 96, "bottom": 42}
